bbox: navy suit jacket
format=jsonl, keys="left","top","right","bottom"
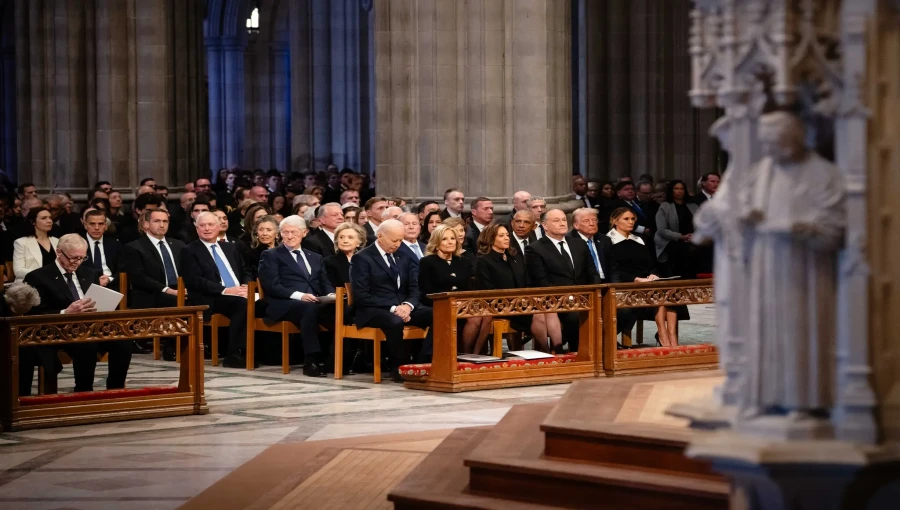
{"left": 348, "top": 243, "right": 421, "bottom": 328}
{"left": 180, "top": 240, "right": 249, "bottom": 318}
{"left": 84, "top": 234, "right": 125, "bottom": 278}
{"left": 397, "top": 241, "right": 426, "bottom": 263}
{"left": 257, "top": 244, "right": 335, "bottom": 322}
{"left": 566, "top": 230, "right": 611, "bottom": 283}
{"left": 124, "top": 236, "right": 186, "bottom": 309}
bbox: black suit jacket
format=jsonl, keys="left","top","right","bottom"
{"left": 693, "top": 192, "right": 709, "bottom": 206}
{"left": 23, "top": 262, "right": 100, "bottom": 315}
{"left": 302, "top": 228, "right": 336, "bottom": 257}
{"left": 324, "top": 253, "right": 351, "bottom": 289}
{"left": 524, "top": 235, "right": 601, "bottom": 288}
{"left": 565, "top": 230, "right": 611, "bottom": 283}
{"left": 349, "top": 244, "right": 421, "bottom": 328}
{"left": 464, "top": 224, "right": 482, "bottom": 253}
{"left": 474, "top": 250, "right": 529, "bottom": 290}
{"left": 363, "top": 222, "right": 376, "bottom": 246}
{"left": 124, "top": 236, "right": 186, "bottom": 309}
{"left": 257, "top": 244, "right": 335, "bottom": 322}
{"left": 439, "top": 209, "right": 471, "bottom": 222}
{"left": 116, "top": 219, "right": 142, "bottom": 246}
{"left": 605, "top": 199, "right": 652, "bottom": 230}
{"left": 181, "top": 239, "right": 249, "bottom": 299}
{"left": 84, "top": 234, "right": 125, "bottom": 278}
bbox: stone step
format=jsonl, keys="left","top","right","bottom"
{"left": 463, "top": 402, "right": 729, "bottom": 509}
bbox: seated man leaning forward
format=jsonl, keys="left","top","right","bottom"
{"left": 257, "top": 215, "right": 336, "bottom": 378}
{"left": 349, "top": 219, "right": 433, "bottom": 382}
{"left": 21, "top": 234, "right": 132, "bottom": 395}
{"left": 180, "top": 211, "right": 251, "bottom": 369}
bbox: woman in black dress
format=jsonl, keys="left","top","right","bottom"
{"left": 418, "top": 224, "right": 478, "bottom": 352}
{"left": 323, "top": 222, "right": 366, "bottom": 288}
{"left": 441, "top": 217, "right": 476, "bottom": 271}
{"left": 606, "top": 207, "right": 682, "bottom": 347}
{"left": 242, "top": 215, "right": 279, "bottom": 281}
{"left": 472, "top": 224, "right": 561, "bottom": 354}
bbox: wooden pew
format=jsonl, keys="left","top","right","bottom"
{"left": 333, "top": 284, "right": 429, "bottom": 383}
{"left": 245, "top": 280, "right": 300, "bottom": 374}
{"left": 151, "top": 278, "right": 186, "bottom": 361}
{"left": 1, "top": 306, "right": 208, "bottom": 431}
{"left": 600, "top": 279, "right": 717, "bottom": 377}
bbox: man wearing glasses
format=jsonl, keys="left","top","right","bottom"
{"left": 20, "top": 234, "right": 132, "bottom": 395}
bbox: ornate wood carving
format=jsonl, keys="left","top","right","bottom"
{"left": 16, "top": 318, "right": 192, "bottom": 346}
{"left": 455, "top": 293, "right": 593, "bottom": 318}
{"left": 615, "top": 286, "right": 715, "bottom": 309}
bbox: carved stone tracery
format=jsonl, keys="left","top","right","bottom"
{"left": 16, "top": 318, "right": 192, "bottom": 346}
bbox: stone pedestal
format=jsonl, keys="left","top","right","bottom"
{"left": 374, "top": 0, "right": 573, "bottom": 205}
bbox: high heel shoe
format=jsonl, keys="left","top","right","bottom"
{"left": 655, "top": 333, "right": 662, "bottom": 347}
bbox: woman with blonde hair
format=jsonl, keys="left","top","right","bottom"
{"left": 440, "top": 217, "right": 476, "bottom": 270}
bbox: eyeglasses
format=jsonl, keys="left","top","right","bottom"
{"left": 59, "top": 250, "right": 87, "bottom": 263}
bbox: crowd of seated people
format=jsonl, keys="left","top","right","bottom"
{"left": 0, "top": 167, "right": 717, "bottom": 389}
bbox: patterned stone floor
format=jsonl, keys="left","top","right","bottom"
{"left": 0, "top": 305, "right": 716, "bottom": 509}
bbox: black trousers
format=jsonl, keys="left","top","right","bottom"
{"left": 207, "top": 295, "right": 248, "bottom": 356}
{"left": 269, "top": 301, "right": 333, "bottom": 359}
{"left": 362, "top": 306, "right": 433, "bottom": 367}
{"left": 559, "top": 311, "right": 582, "bottom": 352}
{"left": 18, "top": 340, "right": 132, "bottom": 396}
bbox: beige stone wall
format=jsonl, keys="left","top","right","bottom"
{"left": 375, "top": 0, "right": 573, "bottom": 205}
{"left": 15, "top": 0, "right": 207, "bottom": 193}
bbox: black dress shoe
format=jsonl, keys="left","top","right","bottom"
{"left": 132, "top": 342, "right": 152, "bottom": 354}
{"left": 203, "top": 345, "right": 212, "bottom": 360}
{"left": 391, "top": 370, "right": 405, "bottom": 383}
{"left": 162, "top": 345, "right": 177, "bottom": 362}
{"left": 303, "top": 362, "right": 327, "bottom": 378}
{"left": 348, "top": 349, "right": 369, "bottom": 374}
{"left": 222, "top": 352, "right": 259, "bottom": 369}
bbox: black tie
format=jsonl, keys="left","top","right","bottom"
{"left": 64, "top": 273, "right": 80, "bottom": 300}
{"left": 292, "top": 250, "right": 310, "bottom": 278}
{"left": 93, "top": 241, "right": 103, "bottom": 271}
{"left": 158, "top": 240, "right": 178, "bottom": 287}
{"left": 387, "top": 253, "right": 400, "bottom": 285}
{"left": 558, "top": 242, "right": 574, "bottom": 272}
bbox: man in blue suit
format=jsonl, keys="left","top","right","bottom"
{"left": 397, "top": 212, "right": 427, "bottom": 262}
{"left": 258, "top": 215, "right": 336, "bottom": 377}
{"left": 349, "top": 219, "right": 433, "bottom": 382}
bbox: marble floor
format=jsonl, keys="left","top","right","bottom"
{"left": 0, "top": 305, "right": 716, "bottom": 509}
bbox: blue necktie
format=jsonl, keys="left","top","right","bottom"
{"left": 93, "top": 241, "right": 103, "bottom": 271}
{"left": 158, "top": 240, "right": 178, "bottom": 287}
{"left": 586, "top": 239, "right": 600, "bottom": 273}
{"left": 210, "top": 245, "right": 237, "bottom": 288}
{"left": 64, "top": 273, "right": 80, "bottom": 300}
{"left": 631, "top": 201, "right": 645, "bottom": 219}
{"left": 410, "top": 243, "right": 422, "bottom": 259}
{"left": 292, "top": 250, "right": 310, "bottom": 278}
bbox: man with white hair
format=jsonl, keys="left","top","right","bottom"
{"left": 180, "top": 211, "right": 251, "bottom": 369}
{"left": 303, "top": 203, "right": 343, "bottom": 256}
{"left": 258, "top": 215, "right": 336, "bottom": 377}
{"left": 349, "top": 219, "right": 434, "bottom": 382}
{"left": 23, "top": 234, "right": 133, "bottom": 395}
{"left": 381, "top": 206, "right": 403, "bottom": 222}
{"left": 397, "top": 212, "right": 426, "bottom": 261}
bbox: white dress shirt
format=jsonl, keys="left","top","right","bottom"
{"left": 513, "top": 233, "right": 528, "bottom": 255}
{"left": 446, "top": 209, "right": 461, "bottom": 218}
{"left": 323, "top": 229, "right": 336, "bottom": 243}
{"left": 473, "top": 221, "right": 487, "bottom": 232}
{"left": 86, "top": 235, "right": 113, "bottom": 280}
{"left": 576, "top": 232, "right": 605, "bottom": 279}
{"left": 201, "top": 241, "right": 240, "bottom": 292}
{"left": 702, "top": 190, "right": 713, "bottom": 201}
{"left": 547, "top": 235, "right": 575, "bottom": 268}
{"left": 288, "top": 246, "right": 314, "bottom": 301}
{"left": 374, "top": 242, "right": 414, "bottom": 311}
{"left": 147, "top": 234, "right": 178, "bottom": 292}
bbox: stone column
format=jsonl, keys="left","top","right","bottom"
{"left": 0, "top": 43, "right": 14, "bottom": 181}
{"left": 375, "top": 0, "right": 573, "bottom": 206}
{"left": 16, "top": 0, "right": 206, "bottom": 193}
{"left": 271, "top": 42, "right": 291, "bottom": 173}
{"left": 206, "top": 37, "right": 225, "bottom": 173}
{"left": 223, "top": 36, "right": 247, "bottom": 170}
{"left": 309, "top": 0, "right": 333, "bottom": 170}
{"left": 289, "top": 0, "right": 312, "bottom": 171}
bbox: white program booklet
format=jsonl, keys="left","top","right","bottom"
{"left": 507, "top": 350, "right": 556, "bottom": 360}
{"left": 85, "top": 284, "right": 124, "bottom": 312}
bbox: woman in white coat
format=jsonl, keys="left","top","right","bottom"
{"left": 13, "top": 206, "right": 58, "bottom": 282}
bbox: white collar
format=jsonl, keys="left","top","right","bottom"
{"left": 404, "top": 240, "right": 419, "bottom": 247}
{"left": 147, "top": 233, "right": 167, "bottom": 245}
{"left": 576, "top": 231, "right": 592, "bottom": 242}
{"left": 87, "top": 234, "right": 104, "bottom": 245}
{"left": 447, "top": 209, "right": 461, "bottom": 218}
{"left": 322, "top": 228, "right": 335, "bottom": 240}
{"left": 703, "top": 190, "right": 713, "bottom": 200}
{"left": 513, "top": 232, "right": 527, "bottom": 242}
{"left": 473, "top": 220, "right": 487, "bottom": 231}
{"left": 607, "top": 229, "right": 644, "bottom": 245}
{"left": 368, "top": 220, "right": 380, "bottom": 230}
{"left": 55, "top": 259, "right": 68, "bottom": 276}
{"left": 374, "top": 241, "right": 390, "bottom": 259}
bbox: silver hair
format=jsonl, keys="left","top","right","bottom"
{"left": 572, "top": 207, "right": 599, "bottom": 222}
{"left": 376, "top": 218, "right": 404, "bottom": 235}
{"left": 513, "top": 209, "right": 536, "bottom": 222}
{"left": 194, "top": 210, "right": 218, "bottom": 225}
{"left": 316, "top": 202, "right": 342, "bottom": 219}
{"left": 381, "top": 206, "right": 403, "bottom": 221}
{"left": 302, "top": 206, "right": 317, "bottom": 224}
{"left": 3, "top": 283, "right": 41, "bottom": 315}
{"left": 526, "top": 196, "right": 546, "bottom": 206}
{"left": 398, "top": 212, "right": 419, "bottom": 223}
{"left": 292, "top": 194, "right": 317, "bottom": 207}
{"left": 44, "top": 193, "right": 66, "bottom": 205}
{"left": 57, "top": 233, "right": 88, "bottom": 253}
{"left": 279, "top": 214, "right": 307, "bottom": 231}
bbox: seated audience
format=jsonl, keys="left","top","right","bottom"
{"left": 525, "top": 209, "right": 601, "bottom": 352}
{"left": 474, "top": 223, "right": 561, "bottom": 353}
{"left": 442, "top": 217, "right": 476, "bottom": 270}
{"left": 214, "top": 209, "right": 240, "bottom": 243}
{"left": 117, "top": 193, "right": 165, "bottom": 245}
{"left": 13, "top": 206, "right": 58, "bottom": 282}
{"left": 324, "top": 222, "right": 366, "bottom": 289}
{"left": 268, "top": 193, "right": 290, "bottom": 217}
{"left": 655, "top": 180, "right": 700, "bottom": 279}
{"left": 509, "top": 209, "right": 538, "bottom": 254}
{"left": 440, "top": 188, "right": 470, "bottom": 221}
{"left": 302, "top": 203, "right": 342, "bottom": 257}
{"left": 340, "top": 189, "right": 360, "bottom": 206}
{"left": 607, "top": 207, "right": 684, "bottom": 346}
{"left": 465, "top": 197, "right": 494, "bottom": 252}
{"left": 419, "top": 211, "right": 442, "bottom": 244}
{"left": 240, "top": 203, "right": 273, "bottom": 245}
{"left": 349, "top": 219, "right": 434, "bottom": 382}
{"left": 566, "top": 208, "right": 611, "bottom": 282}
{"left": 82, "top": 209, "right": 124, "bottom": 288}
{"left": 362, "top": 196, "right": 388, "bottom": 245}
{"left": 257, "top": 215, "right": 336, "bottom": 377}
{"left": 181, "top": 211, "right": 251, "bottom": 368}
{"left": 342, "top": 205, "right": 360, "bottom": 224}
{"left": 356, "top": 209, "right": 368, "bottom": 226}
{"left": 416, "top": 201, "right": 440, "bottom": 224}
{"left": 418, "top": 224, "right": 473, "bottom": 307}
{"left": 398, "top": 212, "right": 426, "bottom": 261}
{"left": 23, "top": 234, "right": 131, "bottom": 395}
{"left": 242, "top": 215, "right": 279, "bottom": 281}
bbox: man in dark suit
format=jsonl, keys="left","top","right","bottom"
{"left": 398, "top": 213, "right": 426, "bottom": 262}
{"left": 258, "top": 215, "right": 335, "bottom": 377}
{"left": 525, "top": 209, "right": 601, "bottom": 353}
{"left": 509, "top": 210, "right": 538, "bottom": 257}
{"left": 635, "top": 180, "right": 660, "bottom": 233}
{"left": 83, "top": 209, "right": 125, "bottom": 287}
{"left": 362, "top": 196, "right": 389, "bottom": 246}
{"left": 439, "top": 188, "right": 471, "bottom": 222}
{"left": 117, "top": 193, "right": 165, "bottom": 245}
{"left": 694, "top": 172, "right": 719, "bottom": 206}
{"left": 180, "top": 211, "right": 251, "bottom": 369}
{"left": 464, "top": 197, "right": 494, "bottom": 252}
{"left": 566, "top": 208, "right": 611, "bottom": 283}
{"left": 349, "top": 219, "right": 433, "bottom": 382}
{"left": 124, "top": 209, "right": 186, "bottom": 360}
{"left": 302, "top": 203, "right": 342, "bottom": 257}
{"left": 22, "top": 234, "right": 132, "bottom": 395}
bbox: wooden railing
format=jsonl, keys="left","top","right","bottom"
{"left": 0, "top": 306, "right": 208, "bottom": 431}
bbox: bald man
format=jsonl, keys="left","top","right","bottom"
{"left": 349, "top": 219, "right": 434, "bottom": 382}
{"left": 500, "top": 190, "right": 532, "bottom": 225}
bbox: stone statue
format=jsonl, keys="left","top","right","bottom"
{"left": 739, "top": 112, "right": 845, "bottom": 432}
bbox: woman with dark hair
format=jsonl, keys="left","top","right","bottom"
{"left": 472, "top": 223, "right": 561, "bottom": 354}
{"left": 240, "top": 203, "right": 273, "bottom": 245}
{"left": 419, "top": 211, "right": 442, "bottom": 244}
{"left": 268, "top": 193, "right": 291, "bottom": 217}
{"left": 654, "top": 180, "right": 700, "bottom": 279}
{"left": 304, "top": 186, "right": 325, "bottom": 202}
{"left": 12, "top": 207, "right": 58, "bottom": 282}
{"left": 600, "top": 182, "right": 615, "bottom": 200}
{"left": 242, "top": 215, "right": 280, "bottom": 280}
{"left": 324, "top": 222, "right": 366, "bottom": 288}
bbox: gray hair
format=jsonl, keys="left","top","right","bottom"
{"left": 279, "top": 215, "right": 307, "bottom": 231}
{"left": 526, "top": 196, "right": 546, "bottom": 206}
{"left": 513, "top": 209, "right": 536, "bottom": 223}
{"left": 381, "top": 206, "right": 403, "bottom": 221}
{"left": 57, "top": 233, "right": 88, "bottom": 253}
{"left": 572, "top": 207, "right": 598, "bottom": 222}
{"left": 376, "top": 218, "right": 404, "bottom": 235}
{"left": 293, "top": 194, "right": 317, "bottom": 207}
{"left": 316, "top": 202, "right": 342, "bottom": 219}
{"left": 194, "top": 211, "right": 218, "bottom": 225}
{"left": 302, "top": 206, "right": 317, "bottom": 224}
{"left": 3, "top": 283, "right": 41, "bottom": 315}
{"left": 44, "top": 193, "right": 66, "bottom": 205}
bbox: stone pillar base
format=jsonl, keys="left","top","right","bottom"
{"left": 687, "top": 433, "right": 900, "bottom": 510}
